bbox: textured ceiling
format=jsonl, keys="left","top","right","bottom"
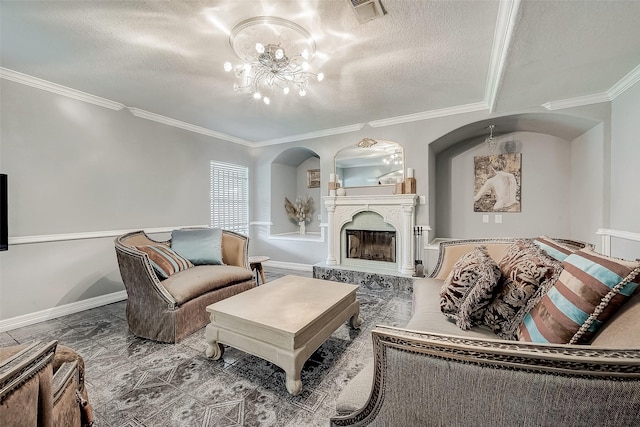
{"left": 1, "top": 0, "right": 639, "bottom": 145}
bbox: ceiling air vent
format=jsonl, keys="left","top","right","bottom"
{"left": 348, "top": 0, "right": 387, "bottom": 24}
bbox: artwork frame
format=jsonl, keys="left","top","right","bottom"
{"left": 473, "top": 153, "right": 521, "bottom": 212}
{"left": 307, "top": 169, "right": 320, "bottom": 188}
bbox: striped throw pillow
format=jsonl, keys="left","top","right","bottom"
{"left": 517, "top": 249, "right": 640, "bottom": 344}
{"left": 136, "top": 245, "right": 194, "bottom": 280}
{"left": 533, "top": 236, "right": 577, "bottom": 262}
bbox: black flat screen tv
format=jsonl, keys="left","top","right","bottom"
{"left": 1, "top": 174, "right": 7, "bottom": 251}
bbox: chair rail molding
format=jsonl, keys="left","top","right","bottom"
{"left": 8, "top": 225, "right": 208, "bottom": 245}
{"left": 596, "top": 228, "right": 640, "bottom": 257}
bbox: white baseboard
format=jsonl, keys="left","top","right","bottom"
{"left": 264, "top": 260, "right": 314, "bottom": 272}
{"left": 0, "top": 290, "right": 128, "bottom": 332}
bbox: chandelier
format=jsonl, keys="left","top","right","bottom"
{"left": 485, "top": 124, "right": 497, "bottom": 152}
{"left": 223, "top": 17, "right": 324, "bottom": 105}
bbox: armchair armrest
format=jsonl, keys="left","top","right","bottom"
{"left": 115, "top": 232, "right": 178, "bottom": 309}
{"left": 221, "top": 230, "right": 250, "bottom": 269}
{"left": 331, "top": 326, "right": 640, "bottom": 426}
{"left": 1, "top": 340, "right": 58, "bottom": 426}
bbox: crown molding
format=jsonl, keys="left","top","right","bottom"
{"left": 542, "top": 62, "right": 640, "bottom": 110}
{"left": 257, "top": 123, "right": 366, "bottom": 146}
{"left": 0, "top": 67, "right": 125, "bottom": 111}
{"left": 541, "top": 92, "right": 611, "bottom": 111}
{"left": 485, "top": 0, "right": 521, "bottom": 113}
{"left": 607, "top": 63, "right": 640, "bottom": 100}
{"left": 367, "top": 102, "right": 488, "bottom": 128}
{"left": 128, "top": 108, "right": 255, "bottom": 147}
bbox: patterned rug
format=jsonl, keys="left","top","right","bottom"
{"left": 3, "top": 267, "right": 412, "bottom": 426}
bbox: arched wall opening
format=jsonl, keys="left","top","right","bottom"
{"left": 270, "top": 147, "right": 321, "bottom": 236}
{"left": 428, "top": 112, "right": 604, "bottom": 242}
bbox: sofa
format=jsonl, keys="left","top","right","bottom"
{"left": 0, "top": 340, "right": 93, "bottom": 427}
{"left": 332, "top": 238, "right": 640, "bottom": 426}
{"left": 115, "top": 228, "right": 256, "bottom": 343}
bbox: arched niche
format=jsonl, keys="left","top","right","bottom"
{"left": 430, "top": 112, "right": 602, "bottom": 240}
{"left": 270, "top": 147, "right": 321, "bottom": 237}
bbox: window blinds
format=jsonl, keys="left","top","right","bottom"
{"left": 210, "top": 161, "right": 249, "bottom": 235}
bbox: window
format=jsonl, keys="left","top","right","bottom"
{"left": 210, "top": 161, "right": 249, "bottom": 235}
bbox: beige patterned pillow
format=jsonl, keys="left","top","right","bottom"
{"left": 483, "top": 239, "right": 562, "bottom": 340}
{"left": 440, "top": 246, "right": 501, "bottom": 330}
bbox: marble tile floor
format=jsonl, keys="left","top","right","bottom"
{"left": 1, "top": 267, "right": 412, "bottom": 427}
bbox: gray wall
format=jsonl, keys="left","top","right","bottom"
{"left": 611, "top": 80, "right": 640, "bottom": 232}
{"left": 0, "top": 79, "right": 252, "bottom": 320}
{"left": 269, "top": 163, "right": 297, "bottom": 234}
{"left": 570, "top": 123, "right": 605, "bottom": 251}
{"left": 296, "top": 157, "right": 321, "bottom": 233}
{"left": 609, "top": 80, "right": 640, "bottom": 259}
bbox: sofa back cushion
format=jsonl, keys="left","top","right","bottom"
{"left": 590, "top": 290, "right": 640, "bottom": 347}
{"left": 517, "top": 249, "right": 640, "bottom": 344}
{"left": 432, "top": 241, "right": 511, "bottom": 280}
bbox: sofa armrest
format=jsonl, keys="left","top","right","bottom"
{"left": 221, "top": 230, "right": 250, "bottom": 269}
{"left": 330, "top": 326, "right": 640, "bottom": 426}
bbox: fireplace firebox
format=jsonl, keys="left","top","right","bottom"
{"left": 346, "top": 230, "right": 396, "bottom": 263}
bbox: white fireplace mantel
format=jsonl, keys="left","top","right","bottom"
{"left": 324, "top": 194, "right": 418, "bottom": 274}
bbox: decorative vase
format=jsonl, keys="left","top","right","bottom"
{"left": 336, "top": 187, "right": 346, "bottom": 196}
{"left": 299, "top": 221, "right": 306, "bottom": 235}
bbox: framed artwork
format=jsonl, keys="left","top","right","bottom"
{"left": 307, "top": 169, "right": 320, "bottom": 188}
{"left": 473, "top": 153, "right": 521, "bottom": 212}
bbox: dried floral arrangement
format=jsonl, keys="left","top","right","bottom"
{"left": 285, "top": 195, "right": 314, "bottom": 223}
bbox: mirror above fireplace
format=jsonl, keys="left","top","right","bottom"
{"left": 334, "top": 139, "right": 404, "bottom": 188}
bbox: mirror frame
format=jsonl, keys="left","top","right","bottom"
{"left": 334, "top": 139, "right": 405, "bottom": 188}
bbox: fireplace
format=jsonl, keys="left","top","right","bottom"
{"left": 346, "top": 230, "right": 396, "bottom": 263}
{"left": 324, "top": 194, "right": 418, "bottom": 274}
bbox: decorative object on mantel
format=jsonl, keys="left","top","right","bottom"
{"left": 223, "top": 17, "right": 324, "bottom": 105}
{"left": 404, "top": 167, "right": 416, "bottom": 194}
{"left": 413, "top": 226, "right": 425, "bottom": 277}
{"left": 473, "top": 153, "right": 521, "bottom": 212}
{"left": 328, "top": 173, "right": 339, "bottom": 196}
{"left": 336, "top": 187, "right": 346, "bottom": 196}
{"left": 394, "top": 177, "right": 404, "bottom": 195}
{"left": 285, "top": 195, "right": 314, "bottom": 235}
{"left": 307, "top": 169, "right": 320, "bottom": 188}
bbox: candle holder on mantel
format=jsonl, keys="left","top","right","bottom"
{"left": 405, "top": 167, "right": 416, "bottom": 194}
{"left": 328, "top": 173, "right": 339, "bottom": 196}
{"left": 413, "top": 226, "right": 425, "bottom": 277}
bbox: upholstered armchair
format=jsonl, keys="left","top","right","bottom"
{"left": 0, "top": 340, "right": 92, "bottom": 427}
{"left": 115, "top": 229, "right": 256, "bottom": 343}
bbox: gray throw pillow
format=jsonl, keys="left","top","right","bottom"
{"left": 171, "top": 228, "right": 224, "bottom": 265}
